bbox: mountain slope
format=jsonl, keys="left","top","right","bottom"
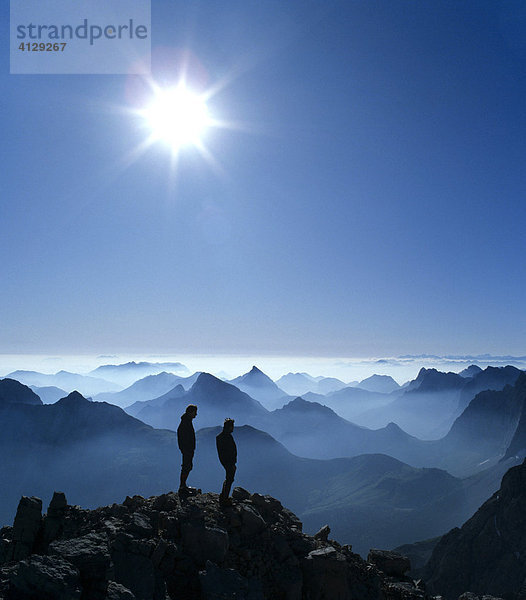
{"left": 94, "top": 372, "right": 186, "bottom": 408}
{"left": 0, "top": 379, "right": 42, "bottom": 406}
{"left": 276, "top": 372, "right": 347, "bottom": 396}
{"left": 357, "top": 365, "right": 522, "bottom": 439}
{"left": 355, "top": 374, "right": 400, "bottom": 394}
{"left": 89, "top": 361, "right": 188, "bottom": 386}
{"left": 423, "top": 458, "right": 526, "bottom": 599}
{"left": 230, "top": 366, "right": 288, "bottom": 409}
{"left": 131, "top": 372, "right": 269, "bottom": 430}
{"left": 264, "top": 397, "right": 428, "bottom": 466}
{"left": 6, "top": 370, "right": 121, "bottom": 396}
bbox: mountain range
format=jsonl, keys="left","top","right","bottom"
{"left": 89, "top": 361, "right": 189, "bottom": 387}
{"left": 0, "top": 378, "right": 488, "bottom": 556}
{"left": 5, "top": 370, "right": 121, "bottom": 396}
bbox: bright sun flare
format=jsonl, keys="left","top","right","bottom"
{"left": 141, "top": 85, "right": 211, "bottom": 152}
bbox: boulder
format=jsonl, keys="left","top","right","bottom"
{"left": 199, "top": 560, "right": 252, "bottom": 600}
{"left": 232, "top": 487, "right": 251, "bottom": 501}
{"left": 368, "top": 549, "right": 411, "bottom": 577}
{"left": 182, "top": 523, "right": 229, "bottom": 565}
{"left": 302, "top": 546, "right": 351, "bottom": 600}
{"left": 106, "top": 580, "right": 137, "bottom": 600}
{"left": 314, "top": 525, "right": 331, "bottom": 542}
{"left": 11, "top": 496, "right": 43, "bottom": 561}
{"left": 238, "top": 505, "right": 266, "bottom": 536}
{"left": 9, "top": 554, "right": 81, "bottom": 599}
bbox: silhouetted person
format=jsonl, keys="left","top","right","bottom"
{"left": 177, "top": 404, "right": 197, "bottom": 494}
{"left": 216, "top": 418, "right": 237, "bottom": 506}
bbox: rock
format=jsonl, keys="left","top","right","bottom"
{"left": 383, "top": 580, "right": 426, "bottom": 600}
{"left": 9, "top": 554, "right": 81, "bottom": 599}
{"left": 238, "top": 505, "right": 266, "bottom": 536}
{"left": 314, "top": 525, "right": 331, "bottom": 542}
{"left": 128, "top": 512, "right": 154, "bottom": 537}
{"left": 10, "top": 496, "right": 42, "bottom": 561}
{"left": 368, "top": 549, "right": 411, "bottom": 577}
{"left": 458, "top": 593, "right": 479, "bottom": 600}
{"left": 232, "top": 487, "right": 251, "bottom": 501}
{"left": 106, "top": 580, "right": 137, "bottom": 600}
{"left": 110, "top": 532, "right": 161, "bottom": 600}
{"left": 47, "top": 491, "right": 68, "bottom": 518}
{"left": 182, "top": 523, "right": 229, "bottom": 565}
{"left": 49, "top": 532, "right": 111, "bottom": 579}
{"left": 0, "top": 489, "right": 423, "bottom": 600}
{"left": 302, "top": 546, "right": 351, "bottom": 600}
{"left": 199, "top": 560, "right": 252, "bottom": 599}
{"left": 423, "top": 458, "right": 526, "bottom": 599}
{"left": 42, "top": 491, "right": 68, "bottom": 546}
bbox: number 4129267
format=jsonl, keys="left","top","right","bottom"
{"left": 19, "top": 42, "right": 67, "bottom": 51}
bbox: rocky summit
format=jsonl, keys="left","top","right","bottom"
{"left": 423, "top": 458, "right": 526, "bottom": 600}
{"left": 0, "top": 487, "right": 432, "bottom": 600}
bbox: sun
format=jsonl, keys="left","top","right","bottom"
{"left": 140, "top": 84, "right": 212, "bottom": 153}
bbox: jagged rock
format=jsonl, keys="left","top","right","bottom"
{"left": 239, "top": 505, "right": 266, "bottom": 536}
{"left": 457, "top": 595, "right": 505, "bottom": 600}
{"left": 232, "top": 487, "right": 251, "bottom": 501}
{"left": 367, "top": 549, "right": 411, "bottom": 577}
{"left": 9, "top": 554, "right": 81, "bottom": 599}
{"left": 302, "top": 546, "right": 351, "bottom": 599}
{"left": 314, "top": 524, "right": 331, "bottom": 542}
{"left": 423, "top": 459, "right": 526, "bottom": 599}
{"left": 0, "top": 488, "right": 427, "bottom": 600}
{"left": 182, "top": 523, "right": 229, "bottom": 565}
{"left": 49, "top": 531, "right": 112, "bottom": 580}
{"left": 199, "top": 560, "right": 259, "bottom": 600}
{"left": 10, "top": 496, "right": 43, "bottom": 561}
{"left": 106, "top": 580, "right": 136, "bottom": 600}
{"left": 383, "top": 580, "right": 426, "bottom": 600}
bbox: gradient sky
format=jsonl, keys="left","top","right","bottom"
{"left": 1, "top": 0, "right": 525, "bottom": 357}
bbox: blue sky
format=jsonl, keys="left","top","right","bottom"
{"left": 1, "top": 0, "right": 525, "bottom": 357}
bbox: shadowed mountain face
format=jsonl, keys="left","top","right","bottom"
{"left": 501, "top": 373, "right": 526, "bottom": 460}
{"left": 6, "top": 370, "right": 121, "bottom": 396}
{"left": 423, "top": 458, "right": 526, "bottom": 600}
{"left": 93, "top": 372, "right": 191, "bottom": 408}
{"left": 440, "top": 373, "right": 526, "bottom": 472}
{"left": 0, "top": 390, "right": 179, "bottom": 527}
{"left": 459, "top": 364, "right": 483, "bottom": 378}
{"left": 89, "top": 361, "right": 189, "bottom": 387}
{"left": 356, "top": 366, "right": 522, "bottom": 439}
{"left": 264, "top": 397, "right": 428, "bottom": 466}
{"left": 29, "top": 385, "right": 67, "bottom": 404}
{"left": 0, "top": 379, "right": 42, "bottom": 406}
{"left": 304, "top": 386, "right": 396, "bottom": 424}
{"left": 229, "top": 366, "right": 289, "bottom": 409}
{"left": 129, "top": 373, "right": 269, "bottom": 430}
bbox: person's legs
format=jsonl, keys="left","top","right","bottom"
{"left": 220, "top": 464, "right": 236, "bottom": 502}
{"left": 179, "top": 452, "right": 193, "bottom": 490}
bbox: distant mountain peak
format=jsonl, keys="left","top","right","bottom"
{"left": 57, "top": 390, "right": 89, "bottom": 405}
{"left": 0, "top": 378, "right": 43, "bottom": 406}
{"left": 193, "top": 372, "right": 231, "bottom": 392}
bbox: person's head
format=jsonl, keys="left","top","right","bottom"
{"left": 223, "top": 418, "right": 234, "bottom": 433}
{"left": 185, "top": 404, "right": 198, "bottom": 419}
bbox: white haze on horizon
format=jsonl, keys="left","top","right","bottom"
{"left": 1, "top": 352, "right": 525, "bottom": 387}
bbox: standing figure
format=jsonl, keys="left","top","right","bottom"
{"left": 177, "top": 404, "right": 197, "bottom": 493}
{"left": 216, "top": 418, "right": 237, "bottom": 506}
